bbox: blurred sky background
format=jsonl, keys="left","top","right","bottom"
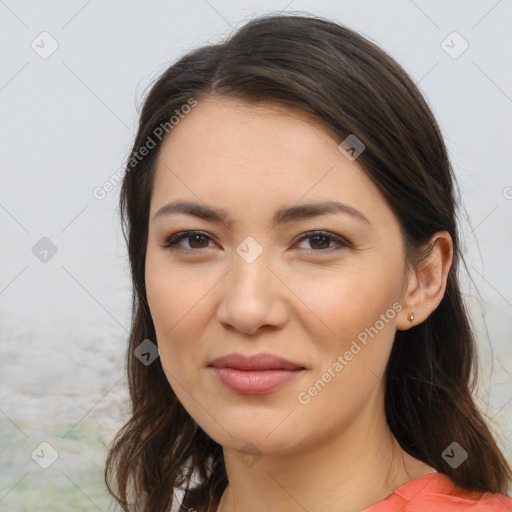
{"left": 1, "top": 1, "right": 511, "bottom": 510}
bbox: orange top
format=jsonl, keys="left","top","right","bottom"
{"left": 178, "top": 473, "right": 512, "bottom": 511}
{"left": 363, "top": 473, "right": 512, "bottom": 511}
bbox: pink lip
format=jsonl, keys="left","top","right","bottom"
{"left": 209, "top": 352, "right": 305, "bottom": 371}
{"left": 210, "top": 367, "right": 305, "bottom": 394}
{"left": 208, "top": 352, "right": 306, "bottom": 394}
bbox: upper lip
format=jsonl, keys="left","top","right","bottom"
{"left": 208, "top": 352, "right": 305, "bottom": 371}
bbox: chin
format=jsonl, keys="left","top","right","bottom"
{"left": 198, "top": 413, "right": 304, "bottom": 456}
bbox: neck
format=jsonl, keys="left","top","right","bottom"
{"left": 216, "top": 385, "right": 435, "bottom": 512}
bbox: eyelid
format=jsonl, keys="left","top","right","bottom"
{"left": 161, "top": 229, "right": 351, "bottom": 253}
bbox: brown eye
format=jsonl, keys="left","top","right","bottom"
{"left": 163, "top": 231, "right": 214, "bottom": 251}
{"left": 295, "top": 231, "right": 350, "bottom": 252}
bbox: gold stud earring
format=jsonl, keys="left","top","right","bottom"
{"left": 408, "top": 312, "right": 415, "bottom": 323}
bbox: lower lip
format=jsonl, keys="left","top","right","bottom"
{"left": 210, "top": 367, "right": 305, "bottom": 394}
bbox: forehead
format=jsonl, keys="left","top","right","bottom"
{"left": 153, "top": 96, "right": 348, "bottom": 176}
{"left": 149, "top": 96, "right": 387, "bottom": 226}
{"left": 157, "top": 96, "right": 340, "bottom": 159}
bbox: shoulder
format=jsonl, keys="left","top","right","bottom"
{"left": 365, "top": 473, "right": 512, "bottom": 511}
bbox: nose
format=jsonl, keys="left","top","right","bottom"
{"left": 216, "top": 248, "right": 289, "bottom": 335}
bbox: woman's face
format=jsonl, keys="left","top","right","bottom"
{"left": 145, "top": 96, "right": 411, "bottom": 456}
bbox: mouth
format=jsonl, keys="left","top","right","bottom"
{"left": 209, "top": 367, "right": 306, "bottom": 394}
{"left": 208, "top": 352, "right": 305, "bottom": 371}
{"left": 208, "top": 352, "right": 306, "bottom": 394}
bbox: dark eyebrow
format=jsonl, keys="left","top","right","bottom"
{"left": 153, "top": 200, "right": 370, "bottom": 227}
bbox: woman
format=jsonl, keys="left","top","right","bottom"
{"left": 105, "top": 13, "right": 512, "bottom": 512}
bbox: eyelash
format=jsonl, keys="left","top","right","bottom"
{"left": 161, "top": 230, "right": 351, "bottom": 254}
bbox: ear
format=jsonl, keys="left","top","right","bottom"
{"left": 396, "top": 231, "right": 453, "bottom": 330}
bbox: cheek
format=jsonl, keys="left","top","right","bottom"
{"left": 293, "top": 278, "right": 398, "bottom": 439}
{"left": 292, "top": 258, "right": 402, "bottom": 346}
{"left": 145, "top": 255, "right": 202, "bottom": 375}
{"left": 145, "top": 249, "right": 213, "bottom": 337}
{"left": 290, "top": 259, "right": 402, "bottom": 408}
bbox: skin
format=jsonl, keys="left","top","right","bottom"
{"left": 145, "top": 96, "right": 453, "bottom": 512}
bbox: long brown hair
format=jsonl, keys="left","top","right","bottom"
{"left": 105, "top": 12, "right": 512, "bottom": 511}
